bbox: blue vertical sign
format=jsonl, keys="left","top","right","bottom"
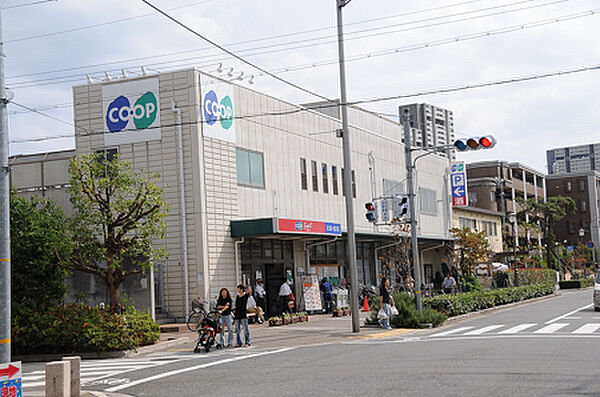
{"left": 450, "top": 162, "right": 468, "bottom": 207}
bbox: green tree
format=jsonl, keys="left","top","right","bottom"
{"left": 450, "top": 227, "right": 491, "bottom": 278}
{"left": 10, "top": 192, "right": 72, "bottom": 308}
{"left": 518, "top": 196, "right": 576, "bottom": 270}
{"left": 64, "top": 153, "right": 168, "bottom": 309}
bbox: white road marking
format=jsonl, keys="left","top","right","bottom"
{"left": 563, "top": 316, "right": 583, "bottom": 320}
{"left": 429, "top": 326, "right": 474, "bottom": 337}
{"left": 534, "top": 323, "right": 569, "bottom": 334}
{"left": 545, "top": 304, "right": 592, "bottom": 324}
{"left": 498, "top": 323, "right": 537, "bottom": 334}
{"left": 463, "top": 325, "right": 504, "bottom": 335}
{"left": 106, "top": 347, "right": 295, "bottom": 392}
{"left": 573, "top": 323, "right": 600, "bottom": 334}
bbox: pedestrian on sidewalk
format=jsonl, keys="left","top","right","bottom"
{"left": 234, "top": 284, "right": 252, "bottom": 347}
{"left": 255, "top": 278, "right": 267, "bottom": 314}
{"left": 216, "top": 288, "right": 234, "bottom": 347}
{"left": 246, "top": 286, "right": 265, "bottom": 324}
{"left": 321, "top": 277, "right": 333, "bottom": 313}
{"left": 442, "top": 273, "right": 457, "bottom": 294}
{"left": 379, "top": 277, "right": 394, "bottom": 330}
{"left": 278, "top": 280, "right": 292, "bottom": 315}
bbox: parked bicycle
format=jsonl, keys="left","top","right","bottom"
{"left": 186, "top": 298, "right": 209, "bottom": 331}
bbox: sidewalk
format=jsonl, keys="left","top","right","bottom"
{"left": 158, "top": 311, "right": 417, "bottom": 352}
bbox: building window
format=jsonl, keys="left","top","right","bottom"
{"left": 568, "top": 221, "right": 576, "bottom": 234}
{"left": 482, "top": 221, "right": 497, "bottom": 237}
{"left": 581, "top": 200, "right": 588, "bottom": 213}
{"left": 300, "top": 158, "right": 307, "bottom": 190}
{"left": 311, "top": 160, "right": 319, "bottom": 192}
{"left": 459, "top": 217, "right": 477, "bottom": 230}
{"left": 332, "top": 165, "right": 339, "bottom": 195}
{"left": 322, "top": 163, "right": 329, "bottom": 194}
{"left": 579, "top": 180, "right": 586, "bottom": 192}
{"left": 566, "top": 181, "right": 572, "bottom": 192}
{"left": 95, "top": 148, "right": 118, "bottom": 163}
{"left": 236, "top": 149, "right": 265, "bottom": 188}
{"left": 490, "top": 191, "right": 496, "bottom": 202}
{"left": 419, "top": 188, "right": 438, "bottom": 215}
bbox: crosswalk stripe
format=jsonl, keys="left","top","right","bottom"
{"left": 534, "top": 323, "right": 569, "bottom": 334}
{"left": 463, "top": 325, "right": 504, "bottom": 335}
{"left": 498, "top": 323, "right": 537, "bottom": 334}
{"left": 573, "top": 323, "right": 600, "bottom": 334}
{"left": 430, "top": 326, "right": 474, "bottom": 337}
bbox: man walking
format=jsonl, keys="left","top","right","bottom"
{"left": 278, "top": 280, "right": 292, "bottom": 315}
{"left": 255, "top": 278, "right": 267, "bottom": 315}
{"left": 442, "top": 273, "right": 457, "bottom": 294}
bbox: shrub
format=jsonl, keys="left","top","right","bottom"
{"left": 507, "top": 268, "right": 557, "bottom": 286}
{"left": 424, "top": 283, "right": 556, "bottom": 317}
{"left": 13, "top": 303, "right": 160, "bottom": 355}
{"left": 461, "top": 273, "right": 482, "bottom": 292}
{"left": 366, "top": 293, "right": 447, "bottom": 328}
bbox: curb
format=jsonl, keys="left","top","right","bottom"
{"left": 14, "top": 337, "right": 192, "bottom": 363}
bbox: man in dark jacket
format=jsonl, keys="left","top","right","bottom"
{"left": 234, "top": 284, "right": 251, "bottom": 347}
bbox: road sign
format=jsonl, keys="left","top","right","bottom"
{"left": 587, "top": 241, "right": 595, "bottom": 249}
{"left": 450, "top": 162, "right": 468, "bottom": 207}
{"left": 0, "top": 362, "right": 22, "bottom": 397}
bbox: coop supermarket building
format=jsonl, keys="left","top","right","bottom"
{"left": 16, "top": 68, "right": 454, "bottom": 319}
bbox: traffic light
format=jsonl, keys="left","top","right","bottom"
{"left": 454, "top": 135, "right": 496, "bottom": 151}
{"left": 394, "top": 195, "right": 409, "bottom": 219}
{"left": 365, "top": 202, "right": 377, "bottom": 223}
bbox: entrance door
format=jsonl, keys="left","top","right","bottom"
{"left": 265, "top": 263, "right": 284, "bottom": 317}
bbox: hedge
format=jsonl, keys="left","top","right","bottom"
{"left": 507, "top": 268, "right": 557, "bottom": 286}
{"left": 423, "top": 283, "right": 556, "bottom": 318}
{"left": 13, "top": 303, "right": 160, "bottom": 355}
{"left": 366, "top": 293, "right": 447, "bottom": 328}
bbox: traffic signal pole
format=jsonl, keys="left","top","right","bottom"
{"left": 336, "top": 0, "right": 360, "bottom": 333}
{"left": 0, "top": 5, "right": 11, "bottom": 362}
{"left": 403, "top": 111, "right": 423, "bottom": 312}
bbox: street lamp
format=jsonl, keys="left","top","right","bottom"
{"left": 508, "top": 213, "right": 519, "bottom": 287}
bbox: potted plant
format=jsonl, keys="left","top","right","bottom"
{"left": 282, "top": 313, "right": 291, "bottom": 325}
{"left": 268, "top": 316, "right": 282, "bottom": 326}
{"left": 333, "top": 307, "right": 341, "bottom": 317}
{"left": 342, "top": 306, "right": 350, "bottom": 316}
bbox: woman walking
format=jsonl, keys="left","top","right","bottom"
{"left": 379, "top": 277, "right": 395, "bottom": 330}
{"left": 216, "top": 287, "right": 234, "bottom": 347}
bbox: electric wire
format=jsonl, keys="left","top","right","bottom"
{"left": 9, "top": 62, "right": 600, "bottom": 144}
{"left": 140, "top": 0, "right": 331, "bottom": 101}
{"left": 2, "top": 0, "right": 55, "bottom": 10}
{"left": 7, "top": 0, "right": 569, "bottom": 86}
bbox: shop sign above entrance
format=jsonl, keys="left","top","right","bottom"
{"left": 277, "top": 218, "right": 342, "bottom": 236}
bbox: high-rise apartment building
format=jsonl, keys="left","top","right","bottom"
{"left": 398, "top": 103, "right": 456, "bottom": 159}
{"left": 547, "top": 143, "right": 600, "bottom": 174}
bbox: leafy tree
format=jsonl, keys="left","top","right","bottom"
{"left": 63, "top": 153, "right": 168, "bottom": 309}
{"left": 518, "top": 197, "right": 576, "bottom": 270}
{"left": 10, "top": 191, "right": 72, "bottom": 308}
{"left": 450, "top": 227, "right": 491, "bottom": 278}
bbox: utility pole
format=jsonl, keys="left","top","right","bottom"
{"left": 0, "top": 5, "right": 11, "bottom": 362}
{"left": 336, "top": 0, "right": 360, "bottom": 333}
{"left": 403, "top": 110, "right": 423, "bottom": 312}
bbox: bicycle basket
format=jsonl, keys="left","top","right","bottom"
{"left": 191, "top": 298, "right": 205, "bottom": 312}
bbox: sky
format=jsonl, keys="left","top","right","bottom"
{"left": 4, "top": 0, "right": 600, "bottom": 173}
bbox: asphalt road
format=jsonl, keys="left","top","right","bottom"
{"left": 22, "top": 289, "right": 600, "bottom": 396}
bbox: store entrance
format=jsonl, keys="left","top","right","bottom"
{"left": 264, "top": 263, "right": 285, "bottom": 317}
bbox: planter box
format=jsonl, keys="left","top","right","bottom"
{"left": 559, "top": 280, "right": 582, "bottom": 289}
{"left": 332, "top": 311, "right": 340, "bottom": 317}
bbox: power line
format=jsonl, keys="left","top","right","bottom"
{"left": 8, "top": 5, "right": 598, "bottom": 100}
{"left": 7, "top": 0, "right": 565, "bottom": 85}
{"left": 140, "top": 0, "right": 330, "bottom": 101}
{"left": 2, "top": 0, "right": 55, "bottom": 10}
{"left": 9, "top": 62, "right": 600, "bottom": 144}
{"left": 5, "top": 0, "right": 218, "bottom": 43}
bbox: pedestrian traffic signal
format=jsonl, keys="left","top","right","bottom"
{"left": 394, "top": 195, "right": 409, "bottom": 219}
{"left": 365, "top": 202, "right": 377, "bottom": 223}
{"left": 454, "top": 135, "right": 496, "bottom": 151}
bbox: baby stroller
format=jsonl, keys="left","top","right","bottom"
{"left": 194, "top": 312, "right": 223, "bottom": 353}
